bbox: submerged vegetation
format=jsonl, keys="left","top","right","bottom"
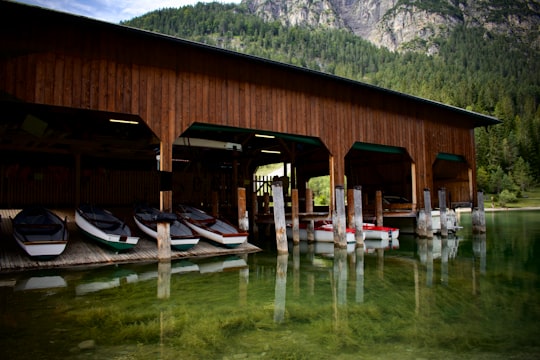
{"left": 1, "top": 232, "right": 539, "bottom": 360}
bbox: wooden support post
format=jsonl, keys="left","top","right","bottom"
{"left": 347, "top": 189, "right": 354, "bottom": 228}
{"left": 272, "top": 181, "right": 288, "bottom": 254}
{"left": 237, "top": 187, "right": 249, "bottom": 231}
{"left": 472, "top": 191, "right": 486, "bottom": 234}
{"left": 157, "top": 222, "right": 171, "bottom": 261}
{"left": 411, "top": 163, "right": 417, "bottom": 211}
{"left": 212, "top": 191, "right": 219, "bottom": 218}
{"left": 334, "top": 185, "right": 347, "bottom": 248}
{"left": 251, "top": 191, "right": 259, "bottom": 235}
{"left": 416, "top": 209, "right": 427, "bottom": 237}
{"left": 353, "top": 186, "right": 364, "bottom": 247}
{"left": 291, "top": 189, "right": 300, "bottom": 245}
{"left": 263, "top": 192, "right": 270, "bottom": 214}
{"left": 75, "top": 153, "right": 81, "bottom": 207}
{"left": 438, "top": 188, "right": 448, "bottom": 238}
{"left": 424, "top": 188, "right": 433, "bottom": 239}
{"left": 305, "top": 188, "right": 315, "bottom": 243}
{"left": 375, "top": 190, "right": 383, "bottom": 226}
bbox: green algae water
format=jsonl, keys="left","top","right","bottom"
{"left": 1, "top": 210, "right": 539, "bottom": 359}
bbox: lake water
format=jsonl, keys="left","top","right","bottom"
{"left": 1, "top": 210, "right": 539, "bottom": 359}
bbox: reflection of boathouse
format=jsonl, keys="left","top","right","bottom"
{"left": 0, "top": 2, "right": 499, "bottom": 228}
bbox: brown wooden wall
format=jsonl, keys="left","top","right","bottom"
{"left": 0, "top": 2, "right": 494, "bottom": 209}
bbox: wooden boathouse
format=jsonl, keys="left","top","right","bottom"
{"left": 0, "top": 2, "right": 499, "bottom": 251}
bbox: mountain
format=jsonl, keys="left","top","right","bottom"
{"left": 123, "top": 1, "right": 540, "bottom": 190}
{"left": 243, "top": 0, "right": 540, "bottom": 53}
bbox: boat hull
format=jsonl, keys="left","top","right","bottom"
{"left": 183, "top": 221, "right": 247, "bottom": 248}
{"left": 13, "top": 237, "right": 67, "bottom": 260}
{"left": 12, "top": 207, "right": 68, "bottom": 260}
{"left": 75, "top": 209, "right": 138, "bottom": 252}
{"left": 286, "top": 224, "right": 358, "bottom": 243}
{"left": 133, "top": 215, "right": 200, "bottom": 251}
{"left": 178, "top": 205, "right": 247, "bottom": 248}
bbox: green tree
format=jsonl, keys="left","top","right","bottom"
{"left": 512, "top": 157, "right": 533, "bottom": 192}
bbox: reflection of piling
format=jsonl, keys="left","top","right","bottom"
{"left": 473, "top": 233, "right": 487, "bottom": 275}
{"left": 355, "top": 246, "right": 364, "bottom": 303}
{"left": 274, "top": 254, "right": 288, "bottom": 323}
{"left": 472, "top": 191, "right": 486, "bottom": 234}
{"left": 334, "top": 186, "right": 347, "bottom": 248}
{"left": 272, "top": 181, "right": 288, "bottom": 254}
{"left": 333, "top": 247, "right": 348, "bottom": 305}
{"left": 157, "top": 260, "right": 171, "bottom": 299}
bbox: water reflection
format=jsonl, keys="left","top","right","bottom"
{"left": 274, "top": 253, "right": 288, "bottom": 323}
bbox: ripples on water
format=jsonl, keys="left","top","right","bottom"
{"left": 0, "top": 211, "right": 539, "bottom": 359}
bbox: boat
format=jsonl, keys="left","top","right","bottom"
{"left": 133, "top": 205, "right": 200, "bottom": 251}
{"left": 11, "top": 207, "right": 69, "bottom": 260}
{"left": 75, "top": 204, "right": 139, "bottom": 252}
{"left": 286, "top": 221, "right": 359, "bottom": 244}
{"left": 176, "top": 205, "right": 248, "bottom": 248}
{"left": 362, "top": 223, "right": 400, "bottom": 241}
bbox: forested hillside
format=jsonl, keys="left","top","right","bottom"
{"left": 123, "top": 2, "right": 540, "bottom": 199}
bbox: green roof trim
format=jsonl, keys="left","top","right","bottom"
{"left": 436, "top": 153, "right": 466, "bottom": 162}
{"left": 352, "top": 142, "right": 406, "bottom": 154}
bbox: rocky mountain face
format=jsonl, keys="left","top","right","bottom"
{"left": 242, "top": 0, "right": 540, "bottom": 53}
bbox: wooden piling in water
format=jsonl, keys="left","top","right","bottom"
{"left": 472, "top": 191, "right": 486, "bottom": 234}
{"left": 251, "top": 191, "right": 258, "bottom": 235}
{"left": 353, "top": 186, "right": 364, "bottom": 247}
{"left": 347, "top": 189, "right": 354, "bottom": 229}
{"left": 305, "top": 188, "right": 315, "bottom": 243}
{"left": 438, "top": 188, "right": 448, "bottom": 238}
{"left": 375, "top": 190, "right": 383, "bottom": 226}
{"left": 237, "top": 187, "right": 249, "bottom": 231}
{"left": 157, "top": 222, "right": 171, "bottom": 261}
{"left": 291, "top": 189, "right": 300, "bottom": 245}
{"left": 416, "top": 209, "right": 427, "bottom": 237}
{"left": 424, "top": 188, "right": 433, "bottom": 239}
{"left": 272, "top": 181, "right": 288, "bottom": 254}
{"left": 334, "top": 186, "right": 347, "bottom": 248}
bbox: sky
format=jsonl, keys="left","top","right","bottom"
{"left": 14, "top": 0, "right": 242, "bottom": 24}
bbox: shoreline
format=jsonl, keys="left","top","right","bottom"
{"left": 456, "top": 206, "right": 540, "bottom": 213}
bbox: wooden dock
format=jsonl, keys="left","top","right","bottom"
{"left": 0, "top": 209, "right": 261, "bottom": 273}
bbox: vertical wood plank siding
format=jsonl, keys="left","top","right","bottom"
{"left": 0, "top": 4, "right": 488, "bottom": 208}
